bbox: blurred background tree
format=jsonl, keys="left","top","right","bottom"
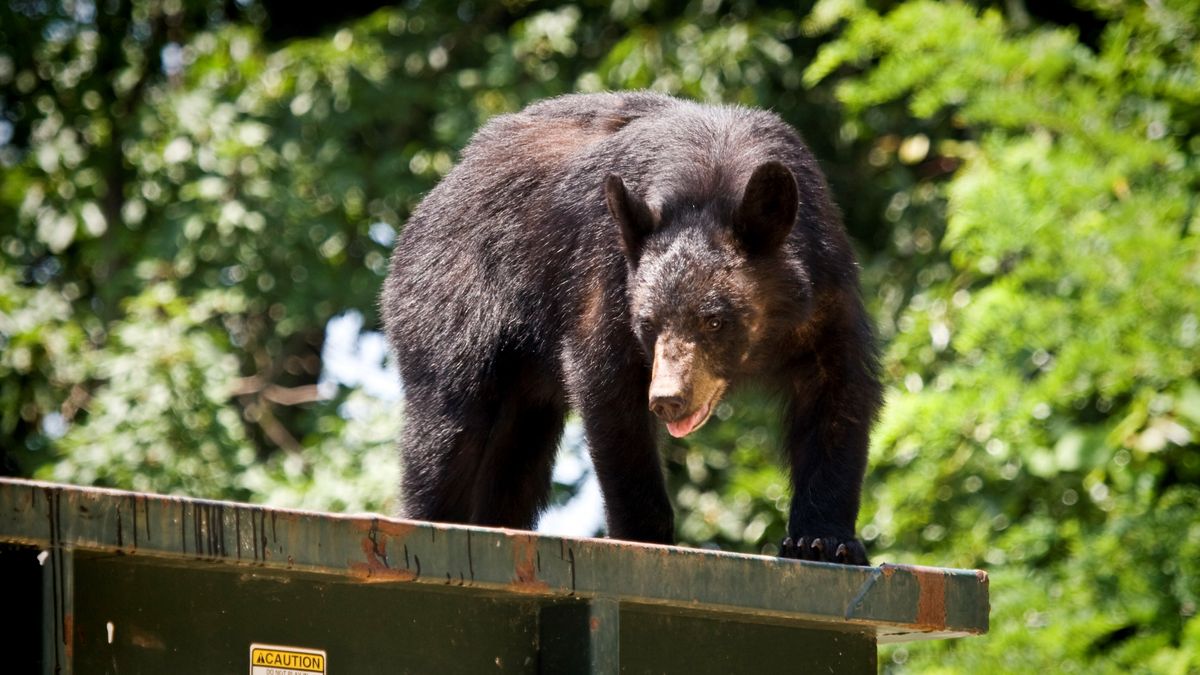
{"left": 1, "top": 0, "right": 1197, "bottom": 671}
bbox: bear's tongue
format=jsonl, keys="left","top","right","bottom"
{"left": 666, "top": 402, "right": 710, "bottom": 438}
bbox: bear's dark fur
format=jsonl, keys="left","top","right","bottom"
{"left": 381, "top": 92, "right": 881, "bottom": 564}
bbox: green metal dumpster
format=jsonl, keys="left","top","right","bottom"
{"left": 0, "top": 478, "right": 988, "bottom": 673}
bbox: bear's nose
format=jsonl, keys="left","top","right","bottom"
{"left": 649, "top": 395, "right": 686, "bottom": 421}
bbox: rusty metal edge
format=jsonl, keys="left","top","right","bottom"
{"left": 0, "top": 478, "right": 988, "bottom": 641}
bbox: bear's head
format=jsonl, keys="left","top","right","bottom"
{"left": 605, "top": 161, "right": 807, "bottom": 437}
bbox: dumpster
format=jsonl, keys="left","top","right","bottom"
{"left": 0, "top": 478, "right": 988, "bottom": 673}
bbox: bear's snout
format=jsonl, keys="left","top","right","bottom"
{"left": 649, "top": 393, "right": 687, "bottom": 421}
{"left": 649, "top": 334, "right": 695, "bottom": 421}
{"left": 649, "top": 334, "right": 725, "bottom": 437}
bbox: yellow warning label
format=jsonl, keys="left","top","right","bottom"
{"left": 249, "top": 643, "right": 326, "bottom": 675}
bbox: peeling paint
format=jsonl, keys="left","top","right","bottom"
{"left": 844, "top": 567, "right": 881, "bottom": 619}
{"left": 352, "top": 522, "right": 418, "bottom": 583}
{"left": 350, "top": 530, "right": 416, "bottom": 582}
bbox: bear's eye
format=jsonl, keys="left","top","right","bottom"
{"left": 703, "top": 316, "right": 724, "bottom": 332}
{"left": 637, "top": 318, "right": 657, "bottom": 335}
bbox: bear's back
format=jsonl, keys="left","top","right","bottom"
{"left": 394, "top": 92, "right": 843, "bottom": 281}
{"left": 458, "top": 92, "right": 680, "bottom": 171}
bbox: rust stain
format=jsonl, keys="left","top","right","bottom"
{"left": 879, "top": 564, "right": 896, "bottom": 578}
{"left": 359, "top": 536, "right": 390, "bottom": 571}
{"left": 349, "top": 522, "right": 418, "bottom": 583}
{"left": 914, "top": 569, "right": 948, "bottom": 630}
{"left": 511, "top": 534, "right": 549, "bottom": 593}
{"left": 361, "top": 535, "right": 384, "bottom": 564}
{"left": 589, "top": 617, "right": 601, "bottom": 632}
{"left": 64, "top": 613, "right": 73, "bottom": 659}
{"left": 513, "top": 535, "right": 537, "bottom": 582}
{"left": 353, "top": 517, "right": 417, "bottom": 540}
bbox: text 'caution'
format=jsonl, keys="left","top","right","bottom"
{"left": 249, "top": 643, "right": 326, "bottom": 675}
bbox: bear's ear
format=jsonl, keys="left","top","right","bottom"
{"left": 733, "top": 161, "right": 798, "bottom": 255}
{"left": 605, "top": 174, "right": 655, "bottom": 262}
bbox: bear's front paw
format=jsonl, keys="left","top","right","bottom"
{"left": 780, "top": 535, "right": 869, "bottom": 566}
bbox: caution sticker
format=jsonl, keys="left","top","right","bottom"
{"left": 249, "top": 643, "right": 326, "bottom": 675}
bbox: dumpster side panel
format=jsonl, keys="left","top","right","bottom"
{"left": 619, "top": 605, "right": 877, "bottom": 674}
{"left": 72, "top": 554, "right": 542, "bottom": 674}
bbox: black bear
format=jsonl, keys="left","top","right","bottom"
{"left": 381, "top": 92, "right": 881, "bottom": 564}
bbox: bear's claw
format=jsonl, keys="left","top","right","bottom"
{"left": 780, "top": 536, "right": 869, "bottom": 566}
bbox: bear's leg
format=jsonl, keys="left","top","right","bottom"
{"left": 781, "top": 392, "right": 872, "bottom": 565}
{"left": 395, "top": 387, "right": 487, "bottom": 524}
{"left": 468, "top": 394, "right": 567, "bottom": 530}
{"left": 780, "top": 314, "right": 880, "bottom": 565}
{"left": 568, "top": 361, "right": 674, "bottom": 544}
{"left": 397, "top": 362, "right": 566, "bottom": 531}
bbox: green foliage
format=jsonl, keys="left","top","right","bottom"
{"left": 43, "top": 284, "right": 255, "bottom": 496}
{"left": 804, "top": 0, "right": 1200, "bottom": 670}
{"left": 239, "top": 389, "right": 400, "bottom": 514}
{"left": 0, "top": 265, "right": 85, "bottom": 460}
{"left": 665, "top": 390, "right": 791, "bottom": 552}
{"left": 2, "top": 1, "right": 1198, "bottom": 671}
